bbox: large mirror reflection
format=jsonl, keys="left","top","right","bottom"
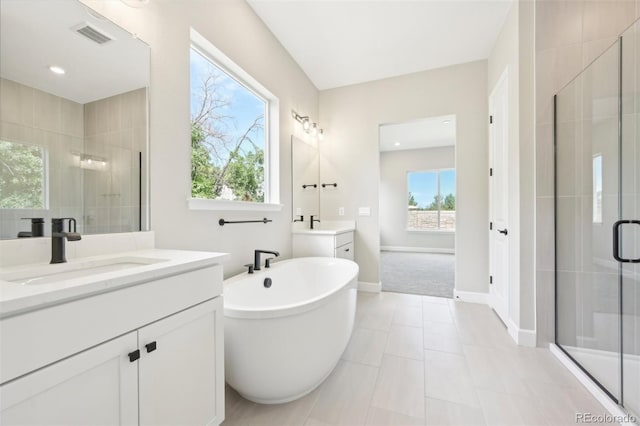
{"left": 0, "top": 0, "right": 150, "bottom": 239}
{"left": 291, "top": 135, "right": 319, "bottom": 220}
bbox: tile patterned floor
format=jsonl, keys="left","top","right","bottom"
{"left": 222, "top": 291, "right": 611, "bottom": 426}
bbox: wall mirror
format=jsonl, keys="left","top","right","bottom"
{"left": 0, "top": 0, "right": 150, "bottom": 240}
{"left": 291, "top": 135, "right": 319, "bottom": 220}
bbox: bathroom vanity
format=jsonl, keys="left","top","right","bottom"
{"left": 292, "top": 221, "right": 355, "bottom": 260}
{"left": 0, "top": 246, "right": 227, "bottom": 425}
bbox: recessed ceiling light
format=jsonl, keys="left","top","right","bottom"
{"left": 394, "top": 142, "right": 401, "bottom": 146}
{"left": 49, "top": 65, "right": 66, "bottom": 75}
{"left": 443, "top": 120, "right": 450, "bottom": 124}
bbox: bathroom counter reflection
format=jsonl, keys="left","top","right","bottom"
{"left": 0, "top": 0, "right": 150, "bottom": 239}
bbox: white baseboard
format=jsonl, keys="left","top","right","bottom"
{"left": 550, "top": 344, "right": 638, "bottom": 425}
{"left": 381, "top": 246, "right": 455, "bottom": 254}
{"left": 507, "top": 320, "right": 536, "bottom": 347}
{"left": 358, "top": 281, "right": 381, "bottom": 293}
{"left": 453, "top": 290, "right": 488, "bottom": 304}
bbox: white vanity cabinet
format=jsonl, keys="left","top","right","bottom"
{"left": 0, "top": 250, "right": 226, "bottom": 426}
{"left": 293, "top": 230, "right": 355, "bottom": 260}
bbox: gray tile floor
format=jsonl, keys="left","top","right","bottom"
{"left": 223, "top": 291, "right": 610, "bottom": 426}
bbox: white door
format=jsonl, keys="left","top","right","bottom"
{"left": 138, "top": 297, "right": 224, "bottom": 426}
{"left": 489, "top": 69, "right": 510, "bottom": 325}
{"left": 0, "top": 332, "right": 138, "bottom": 425}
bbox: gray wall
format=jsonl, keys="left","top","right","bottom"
{"left": 380, "top": 146, "right": 455, "bottom": 252}
{"left": 535, "top": 0, "right": 638, "bottom": 345}
{"left": 319, "top": 60, "right": 488, "bottom": 292}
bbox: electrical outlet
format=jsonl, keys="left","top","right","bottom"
{"left": 338, "top": 207, "right": 345, "bottom": 216}
{"left": 358, "top": 207, "right": 371, "bottom": 217}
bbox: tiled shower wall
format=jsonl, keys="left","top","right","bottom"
{"left": 535, "top": 0, "right": 639, "bottom": 346}
{"left": 0, "top": 78, "right": 84, "bottom": 239}
{"left": 83, "top": 88, "right": 147, "bottom": 235}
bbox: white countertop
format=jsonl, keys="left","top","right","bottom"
{"left": 291, "top": 220, "right": 356, "bottom": 235}
{"left": 0, "top": 249, "right": 228, "bottom": 318}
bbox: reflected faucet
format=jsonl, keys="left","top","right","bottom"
{"left": 51, "top": 218, "right": 82, "bottom": 264}
{"left": 254, "top": 249, "right": 279, "bottom": 271}
{"left": 310, "top": 215, "right": 320, "bottom": 230}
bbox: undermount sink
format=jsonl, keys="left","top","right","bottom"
{"left": 1, "top": 257, "right": 168, "bottom": 285}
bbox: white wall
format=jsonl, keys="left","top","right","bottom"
{"left": 80, "top": 0, "right": 319, "bottom": 278}
{"left": 380, "top": 146, "right": 455, "bottom": 251}
{"left": 319, "top": 60, "right": 488, "bottom": 292}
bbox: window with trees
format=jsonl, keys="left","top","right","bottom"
{"left": 407, "top": 169, "right": 455, "bottom": 231}
{"left": 0, "top": 140, "right": 47, "bottom": 209}
{"left": 189, "top": 32, "right": 278, "bottom": 208}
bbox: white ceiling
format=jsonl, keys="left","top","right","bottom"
{"left": 0, "top": 0, "right": 149, "bottom": 104}
{"left": 379, "top": 114, "right": 456, "bottom": 152}
{"left": 248, "top": 0, "right": 513, "bottom": 90}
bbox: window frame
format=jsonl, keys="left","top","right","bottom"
{"left": 187, "top": 28, "right": 281, "bottom": 212}
{"left": 405, "top": 168, "right": 455, "bottom": 233}
{"left": 0, "top": 138, "right": 50, "bottom": 211}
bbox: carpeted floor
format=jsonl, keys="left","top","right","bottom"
{"left": 380, "top": 251, "right": 455, "bottom": 298}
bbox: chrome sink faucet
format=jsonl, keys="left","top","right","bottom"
{"left": 51, "top": 218, "right": 82, "bottom": 264}
{"left": 254, "top": 249, "right": 279, "bottom": 271}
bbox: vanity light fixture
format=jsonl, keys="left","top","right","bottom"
{"left": 291, "top": 109, "right": 324, "bottom": 139}
{"left": 79, "top": 154, "right": 108, "bottom": 170}
{"left": 49, "top": 65, "right": 66, "bottom": 75}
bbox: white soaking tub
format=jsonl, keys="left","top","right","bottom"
{"left": 223, "top": 257, "right": 359, "bottom": 404}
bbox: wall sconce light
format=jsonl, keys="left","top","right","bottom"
{"left": 79, "top": 154, "right": 108, "bottom": 170}
{"left": 292, "top": 109, "right": 324, "bottom": 139}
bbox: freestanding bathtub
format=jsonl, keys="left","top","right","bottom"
{"left": 223, "top": 257, "right": 359, "bottom": 404}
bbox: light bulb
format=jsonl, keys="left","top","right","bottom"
{"left": 87, "top": 158, "right": 92, "bottom": 164}
{"left": 318, "top": 129, "right": 324, "bottom": 141}
{"left": 302, "top": 117, "right": 310, "bottom": 131}
{"left": 311, "top": 123, "right": 318, "bottom": 137}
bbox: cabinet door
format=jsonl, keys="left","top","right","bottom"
{"left": 138, "top": 297, "right": 224, "bottom": 426}
{"left": 0, "top": 332, "right": 138, "bottom": 426}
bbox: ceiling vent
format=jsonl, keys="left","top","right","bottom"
{"left": 71, "top": 23, "right": 114, "bottom": 45}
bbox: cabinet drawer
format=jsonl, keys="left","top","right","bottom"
{"left": 335, "top": 242, "right": 354, "bottom": 260}
{"left": 335, "top": 232, "right": 353, "bottom": 248}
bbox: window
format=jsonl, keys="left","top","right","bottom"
{"left": 407, "top": 169, "right": 455, "bottom": 231}
{"left": 189, "top": 30, "right": 280, "bottom": 210}
{"left": 593, "top": 154, "right": 602, "bottom": 223}
{"left": 0, "top": 140, "right": 48, "bottom": 209}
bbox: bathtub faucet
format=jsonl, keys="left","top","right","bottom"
{"left": 254, "top": 249, "right": 280, "bottom": 271}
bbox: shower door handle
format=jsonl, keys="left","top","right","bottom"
{"left": 612, "top": 220, "right": 640, "bottom": 263}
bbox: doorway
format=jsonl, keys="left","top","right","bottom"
{"left": 378, "top": 115, "right": 457, "bottom": 298}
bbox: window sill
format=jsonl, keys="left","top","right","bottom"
{"left": 188, "top": 198, "right": 283, "bottom": 212}
{"left": 406, "top": 229, "right": 455, "bottom": 234}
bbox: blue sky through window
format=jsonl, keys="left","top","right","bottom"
{"left": 190, "top": 48, "right": 265, "bottom": 160}
{"left": 408, "top": 170, "right": 455, "bottom": 208}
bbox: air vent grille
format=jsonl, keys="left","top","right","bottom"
{"left": 73, "top": 23, "right": 113, "bottom": 45}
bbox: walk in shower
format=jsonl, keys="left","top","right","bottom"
{"left": 555, "top": 21, "right": 639, "bottom": 418}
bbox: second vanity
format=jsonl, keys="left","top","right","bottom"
{"left": 292, "top": 220, "right": 355, "bottom": 260}
{"left": 0, "top": 234, "right": 227, "bottom": 425}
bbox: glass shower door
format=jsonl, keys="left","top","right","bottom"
{"left": 555, "top": 39, "right": 622, "bottom": 402}
{"left": 621, "top": 21, "right": 640, "bottom": 418}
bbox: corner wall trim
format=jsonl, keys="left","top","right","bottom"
{"left": 358, "top": 281, "right": 381, "bottom": 293}
{"left": 381, "top": 246, "right": 455, "bottom": 254}
{"left": 549, "top": 344, "right": 637, "bottom": 425}
{"left": 452, "top": 290, "right": 488, "bottom": 304}
{"left": 507, "top": 320, "right": 536, "bottom": 347}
